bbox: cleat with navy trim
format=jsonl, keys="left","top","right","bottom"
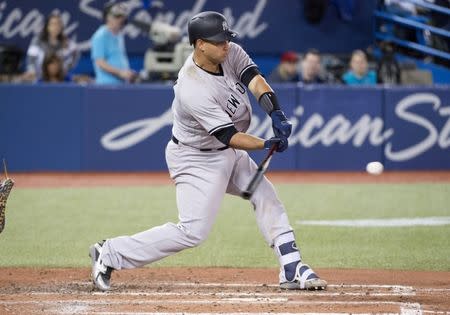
{"left": 89, "top": 241, "right": 113, "bottom": 291}
{"left": 279, "top": 263, "right": 327, "bottom": 290}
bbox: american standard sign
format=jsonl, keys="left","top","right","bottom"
{"left": 0, "top": 0, "right": 373, "bottom": 54}
{"left": 101, "top": 92, "right": 450, "bottom": 163}
{"left": 1, "top": 85, "right": 448, "bottom": 171}
{"left": 0, "top": 0, "right": 269, "bottom": 52}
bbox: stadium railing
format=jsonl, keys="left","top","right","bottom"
{"left": 374, "top": 0, "right": 450, "bottom": 61}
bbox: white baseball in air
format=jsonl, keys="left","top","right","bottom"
{"left": 366, "top": 161, "right": 384, "bottom": 175}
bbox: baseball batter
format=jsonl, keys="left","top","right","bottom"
{"left": 90, "top": 11, "right": 327, "bottom": 292}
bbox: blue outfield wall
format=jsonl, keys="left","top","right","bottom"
{"left": 0, "top": 85, "right": 83, "bottom": 171}
{"left": 0, "top": 84, "right": 449, "bottom": 172}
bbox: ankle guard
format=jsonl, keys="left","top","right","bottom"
{"left": 274, "top": 231, "right": 301, "bottom": 282}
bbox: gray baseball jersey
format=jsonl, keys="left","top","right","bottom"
{"left": 172, "top": 42, "right": 254, "bottom": 149}
{"left": 99, "top": 43, "right": 297, "bottom": 283}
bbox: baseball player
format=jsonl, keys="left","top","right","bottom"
{"left": 90, "top": 11, "right": 327, "bottom": 291}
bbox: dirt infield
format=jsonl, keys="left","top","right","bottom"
{"left": 8, "top": 170, "right": 450, "bottom": 188}
{"left": 2, "top": 171, "right": 449, "bottom": 314}
{"left": 0, "top": 267, "right": 449, "bottom": 314}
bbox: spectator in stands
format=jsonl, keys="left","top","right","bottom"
{"left": 91, "top": 2, "right": 136, "bottom": 84}
{"left": 40, "top": 53, "right": 93, "bottom": 84}
{"left": 342, "top": 50, "right": 377, "bottom": 85}
{"left": 23, "top": 13, "right": 79, "bottom": 82}
{"left": 268, "top": 51, "right": 300, "bottom": 83}
{"left": 380, "top": 0, "right": 426, "bottom": 58}
{"left": 40, "top": 53, "right": 69, "bottom": 83}
{"left": 383, "top": 0, "right": 418, "bottom": 16}
{"left": 377, "top": 42, "right": 401, "bottom": 84}
{"left": 428, "top": 0, "right": 450, "bottom": 59}
{"left": 299, "top": 49, "right": 327, "bottom": 84}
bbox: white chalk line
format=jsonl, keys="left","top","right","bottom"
{"left": 19, "top": 290, "right": 413, "bottom": 297}
{"left": 0, "top": 299, "right": 421, "bottom": 307}
{"left": 416, "top": 288, "right": 450, "bottom": 293}
{"left": 97, "top": 290, "right": 412, "bottom": 297}
{"left": 74, "top": 311, "right": 428, "bottom": 315}
{"left": 0, "top": 283, "right": 418, "bottom": 297}
{"left": 0, "top": 283, "right": 433, "bottom": 314}
{"left": 81, "top": 281, "right": 415, "bottom": 292}
{"left": 74, "top": 313, "right": 398, "bottom": 315}
{"left": 147, "top": 282, "right": 418, "bottom": 294}
{"left": 1, "top": 282, "right": 419, "bottom": 291}
{"left": 76, "top": 312, "right": 424, "bottom": 315}
{"left": 295, "top": 216, "right": 450, "bottom": 227}
{"left": 0, "top": 300, "right": 424, "bottom": 315}
{"left": 59, "top": 303, "right": 89, "bottom": 315}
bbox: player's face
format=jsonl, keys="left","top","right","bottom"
{"left": 202, "top": 40, "right": 230, "bottom": 64}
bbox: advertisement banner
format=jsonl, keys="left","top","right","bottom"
{"left": 383, "top": 86, "right": 450, "bottom": 169}
{"left": 0, "top": 0, "right": 375, "bottom": 55}
{"left": 1, "top": 84, "right": 449, "bottom": 171}
{"left": 83, "top": 84, "right": 174, "bottom": 170}
{"left": 0, "top": 84, "right": 83, "bottom": 171}
{"left": 295, "top": 86, "right": 385, "bottom": 170}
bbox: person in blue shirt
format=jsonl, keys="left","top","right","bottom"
{"left": 342, "top": 50, "right": 377, "bottom": 85}
{"left": 91, "top": 3, "right": 136, "bottom": 84}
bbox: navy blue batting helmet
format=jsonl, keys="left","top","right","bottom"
{"left": 188, "top": 11, "right": 237, "bottom": 45}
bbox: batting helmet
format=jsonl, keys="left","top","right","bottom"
{"left": 188, "top": 11, "right": 237, "bottom": 45}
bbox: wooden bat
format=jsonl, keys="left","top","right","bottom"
{"left": 241, "top": 143, "right": 278, "bottom": 200}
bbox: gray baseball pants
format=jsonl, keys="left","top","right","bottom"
{"left": 100, "top": 140, "right": 292, "bottom": 270}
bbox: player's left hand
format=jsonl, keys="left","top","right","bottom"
{"left": 271, "top": 110, "right": 292, "bottom": 138}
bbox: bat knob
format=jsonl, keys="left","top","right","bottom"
{"left": 241, "top": 191, "right": 251, "bottom": 200}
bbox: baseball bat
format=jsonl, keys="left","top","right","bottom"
{"left": 241, "top": 143, "right": 278, "bottom": 200}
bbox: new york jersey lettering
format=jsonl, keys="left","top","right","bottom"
{"left": 225, "top": 93, "right": 241, "bottom": 117}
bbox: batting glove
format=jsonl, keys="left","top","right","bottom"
{"left": 264, "top": 137, "right": 289, "bottom": 152}
{"left": 271, "top": 110, "right": 292, "bottom": 139}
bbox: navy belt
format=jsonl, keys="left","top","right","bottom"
{"left": 172, "top": 135, "right": 228, "bottom": 152}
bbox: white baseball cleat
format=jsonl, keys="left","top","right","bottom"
{"left": 279, "top": 263, "right": 327, "bottom": 290}
{"left": 89, "top": 241, "right": 113, "bottom": 291}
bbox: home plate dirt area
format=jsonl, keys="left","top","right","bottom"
{"left": 0, "top": 267, "right": 449, "bottom": 314}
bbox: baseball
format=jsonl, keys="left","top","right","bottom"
{"left": 366, "top": 161, "right": 384, "bottom": 175}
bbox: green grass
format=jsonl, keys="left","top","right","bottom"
{"left": 0, "top": 183, "right": 449, "bottom": 270}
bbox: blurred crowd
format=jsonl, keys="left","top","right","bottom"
{"left": 0, "top": 3, "right": 134, "bottom": 85}
{"left": 267, "top": 46, "right": 427, "bottom": 85}
{"left": 0, "top": 0, "right": 446, "bottom": 86}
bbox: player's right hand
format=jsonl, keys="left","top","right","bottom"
{"left": 264, "top": 137, "right": 288, "bottom": 152}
